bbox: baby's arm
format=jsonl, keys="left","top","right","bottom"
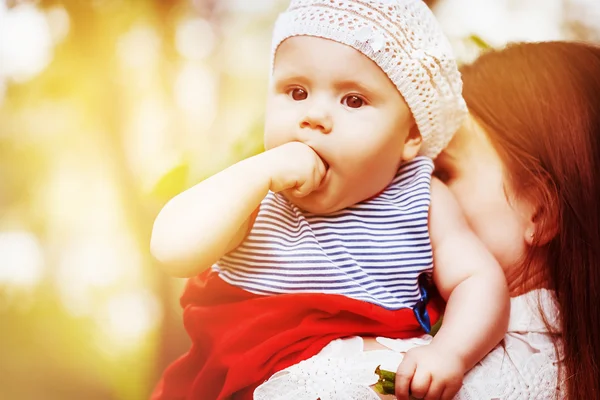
{"left": 150, "top": 141, "right": 326, "bottom": 277}
{"left": 395, "top": 177, "right": 510, "bottom": 400}
{"left": 428, "top": 177, "right": 510, "bottom": 370}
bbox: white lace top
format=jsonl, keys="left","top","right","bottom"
{"left": 254, "top": 289, "right": 562, "bottom": 400}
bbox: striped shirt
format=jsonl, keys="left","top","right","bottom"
{"left": 213, "top": 156, "right": 434, "bottom": 310}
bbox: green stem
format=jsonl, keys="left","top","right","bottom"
{"left": 374, "top": 366, "right": 421, "bottom": 399}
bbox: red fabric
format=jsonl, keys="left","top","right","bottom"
{"left": 152, "top": 271, "right": 443, "bottom": 400}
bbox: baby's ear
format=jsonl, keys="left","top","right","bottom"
{"left": 402, "top": 124, "right": 422, "bottom": 161}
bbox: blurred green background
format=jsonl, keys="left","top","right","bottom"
{"left": 0, "top": 0, "right": 598, "bottom": 399}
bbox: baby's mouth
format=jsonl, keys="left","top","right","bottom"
{"left": 310, "top": 147, "right": 329, "bottom": 171}
{"left": 318, "top": 157, "right": 330, "bottom": 191}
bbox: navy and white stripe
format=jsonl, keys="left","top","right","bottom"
{"left": 213, "top": 156, "right": 434, "bottom": 310}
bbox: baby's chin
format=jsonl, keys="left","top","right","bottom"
{"left": 282, "top": 190, "right": 344, "bottom": 215}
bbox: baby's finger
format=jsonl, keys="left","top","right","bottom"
{"left": 423, "top": 379, "right": 444, "bottom": 400}
{"left": 440, "top": 380, "right": 462, "bottom": 400}
{"left": 395, "top": 357, "right": 417, "bottom": 400}
{"left": 313, "top": 161, "right": 327, "bottom": 191}
{"left": 317, "top": 155, "right": 327, "bottom": 175}
{"left": 314, "top": 162, "right": 326, "bottom": 187}
{"left": 291, "top": 180, "right": 312, "bottom": 198}
{"left": 409, "top": 367, "right": 432, "bottom": 399}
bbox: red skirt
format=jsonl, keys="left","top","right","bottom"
{"left": 152, "top": 271, "right": 443, "bottom": 400}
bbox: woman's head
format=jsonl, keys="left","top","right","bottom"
{"left": 435, "top": 116, "right": 536, "bottom": 287}
{"left": 437, "top": 41, "right": 600, "bottom": 399}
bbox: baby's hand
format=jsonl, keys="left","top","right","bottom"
{"left": 262, "top": 141, "right": 327, "bottom": 197}
{"left": 394, "top": 344, "right": 465, "bottom": 400}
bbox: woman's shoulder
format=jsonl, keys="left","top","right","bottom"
{"left": 458, "top": 289, "right": 563, "bottom": 399}
{"left": 507, "top": 288, "right": 560, "bottom": 333}
{"left": 460, "top": 339, "right": 560, "bottom": 399}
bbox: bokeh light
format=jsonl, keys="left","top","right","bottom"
{"left": 0, "top": 2, "right": 53, "bottom": 83}
{"left": 0, "top": 230, "right": 44, "bottom": 288}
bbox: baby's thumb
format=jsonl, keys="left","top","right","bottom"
{"left": 291, "top": 180, "right": 312, "bottom": 198}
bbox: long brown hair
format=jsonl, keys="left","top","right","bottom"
{"left": 460, "top": 41, "right": 600, "bottom": 399}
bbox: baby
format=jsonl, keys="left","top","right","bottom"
{"left": 151, "top": 1, "right": 510, "bottom": 399}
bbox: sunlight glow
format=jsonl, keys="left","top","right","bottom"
{"left": 174, "top": 63, "right": 217, "bottom": 127}
{"left": 0, "top": 2, "right": 53, "bottom": 82}
{"left": 56, "top": 235, "right": 143, "bottom": 316}
{"left": 117, "top": 24, "right": 161, "bottom": 70}
{"left": 125, "top": 98, "right": 181, "bottom": 190}
{"left": 175, "top": 18, "right": 215, "bottom": 61}
{"left": 97, "top": 290, "right": 162, "bottom": 348}
{"left": 0, "top": 231, "right": 44, "bottom": 288}
{"left": 45, "top": 5, "right": 71, "bottom": 45}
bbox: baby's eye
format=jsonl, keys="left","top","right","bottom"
{"left": 289, "top": 88, "right": 308, "bottom": 101}
{"left": 343, "top": 95, "right": 365, "bottom": 108}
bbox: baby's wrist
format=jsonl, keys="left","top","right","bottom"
{"left": 253, "top": 146, "right": 295, "bottom": 193}
{"left": 240, "top": 152, "right": 277, "bottom": 190}
{"left": 427, "top": 342, "right": 469, "bottom": 373}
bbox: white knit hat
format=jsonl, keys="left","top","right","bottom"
{"left": 271, "top": 0, "right": 467, "bottom": 158}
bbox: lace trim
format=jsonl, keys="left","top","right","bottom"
{"left": 254, "top": 335, "right": 431, "bottom": 400}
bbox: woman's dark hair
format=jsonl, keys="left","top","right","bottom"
{"left": 460, "top": 41, "right": 600, "bottom": 399}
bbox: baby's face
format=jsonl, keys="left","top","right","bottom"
{"left": 265, "top": 36, "right": 417, "bottom": 213}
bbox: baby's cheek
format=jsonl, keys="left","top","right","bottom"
{"left": 262, "top": 132, "right": 277, "bottom": 150}
{"left": 263, "top": 126, "right": 287, "bottom": 150}
{"left": 263, "top": 116, "right": 296, "bottom": 150}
